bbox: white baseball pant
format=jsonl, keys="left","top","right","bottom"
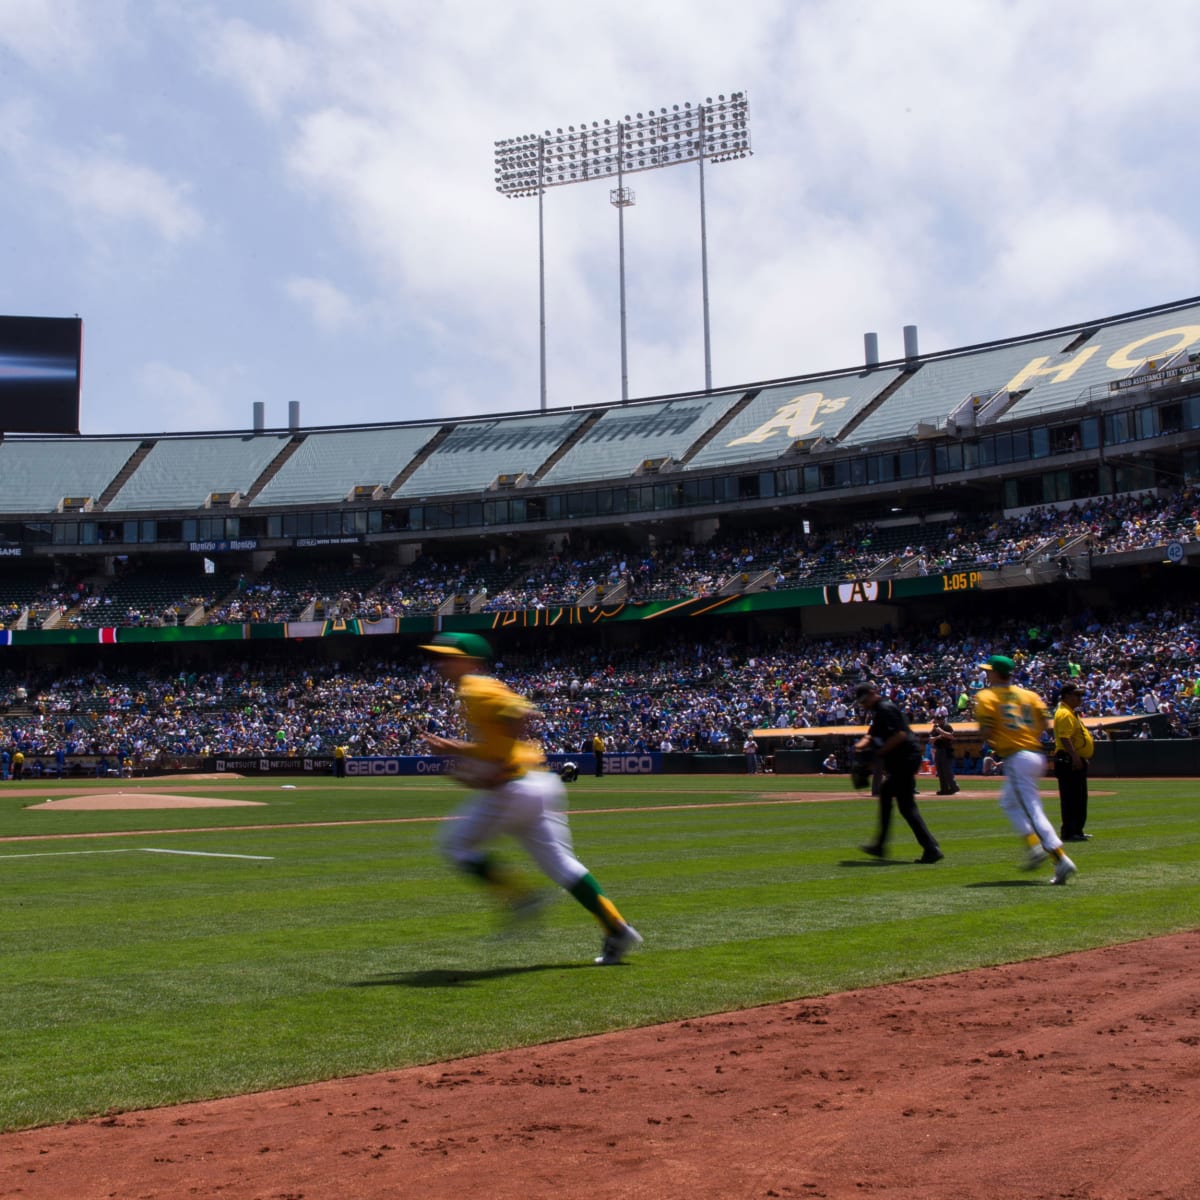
{"left": 998, "top": 749, "right": 1063, "bottom": 851}
{"left": 439, "top": 769, "right": 589, "bottom": 889}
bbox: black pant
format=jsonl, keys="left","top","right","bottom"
{"left": 934, "top": 747, "right": 958, "bottom": 793}
{"left": 1055, "top": 758, "right": 1089, "bottom": 837}
{"left": 873, "top": 764, "right": 939, "bottom": 854}
{"left": 594, "top": 754, "right": 604, "bottom": 778}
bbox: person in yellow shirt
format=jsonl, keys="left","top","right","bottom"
{"left": 422, "top": 632, "right": 642, "bottom": 966}
{"left": 1053, "top": 682, "right": 1094, "bottom": 842}
{"left": 973, "top": 655, "right": 1077, "bottom": 884}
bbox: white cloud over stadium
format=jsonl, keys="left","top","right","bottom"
{"left": 0, "top": 0, "right": 1197, "bottom": 435}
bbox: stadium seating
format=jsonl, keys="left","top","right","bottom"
{"left": 841, "top": 333, "right": 1077, "bottom": 446}
{"left": 0, "top": 438, "right": 142, "bottom": 513}
{"left": 686, "top": 370, "right": 903, "bottom": 469}
{"left": 250, "top": 426, "right": 440, "bottom": 507}
{"left": 539, "top": 393, "right": 745, "bottom": 484}
{"left": 66, "top": 565, "right": 232, "bottom": 628}
{"left": 106, "top": 435, "right": 292, "bottom": 511}
{"left": 1004, "top": 300, "right": 1200, "bottom": 421}
{"left": 393, "top": 412, "right": 590, "bottom": 497}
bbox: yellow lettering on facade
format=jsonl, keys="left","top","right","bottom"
{"left": 1005, "top": 346, "right": 1100, "bottom": 393}
{"left": 1107, "top": 326, "right": 1200, "bottom": 371}
{"left": 727, "top": 393, "right": 848, "bottom": 447}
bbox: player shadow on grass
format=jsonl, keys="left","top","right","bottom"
{"left": 351, "top": 963, "right": 594, "bottom": 989}
{"left": 839, "top": 857, "right": 911, "bottom": 867}
{"left": 964, "top": 879, "right": 1050, "bottom": 887}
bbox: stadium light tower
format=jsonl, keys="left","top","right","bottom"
{"left": 495, "top": 92, "right": 751, "bottom": 409}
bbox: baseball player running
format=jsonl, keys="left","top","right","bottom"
{"left": 421, "top": 632, "right": 643, "bottom": 966}
{"left": 973, "top": 654, "right": 1077, "bottom": 885}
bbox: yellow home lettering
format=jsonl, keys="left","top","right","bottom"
{"left": 1107, "top": 326, "right": 1200, "bottom": 371}
{"left": 1004, "top": 347, "right": 1100, "bottom": 393}
{"left": 1006, "top": 323, "right": 1200, "bottom": 393}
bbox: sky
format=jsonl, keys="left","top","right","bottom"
{"left": 1, "top": 0, "right": 1198, "bottom": 437}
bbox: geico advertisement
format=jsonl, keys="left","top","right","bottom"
{"left": 346, "top": 756, "right": 454, "bottom": 776}
{"left": 546, "top": 753, "right": 661, "bottom": 775}
{"left": 347, "top": 754, "right": 663, "bottom": 777}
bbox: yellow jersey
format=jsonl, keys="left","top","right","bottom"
{"left": 458, "top": 673, "right": 544, "bottom": 779}
{"left": 974, "top": 684, "right": 1050, "bottom": 757}
{"left": 1054, "top": 705, "right": 1094, "bottom": 760}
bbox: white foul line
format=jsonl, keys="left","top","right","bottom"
{"left": 0, "top": 848, "right": 273, "bottom": 861}
{"left": 0, "top": 849, "right": 133, "bottom": 860}
{"left": 141, "top": 848, "right": 274, "bottom": 860}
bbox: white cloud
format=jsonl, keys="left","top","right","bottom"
{"left": 134, "top": 361, "right": 227, "bottom": 432}
{"left": 67, "top": 151, "right": 203, "bottom": 244}
{"left": 202, "top": 16, "right": 310, "bottom": 120}
{"left": 0, "top": 100, "right": 202, "bottom": 247}
{"left": 7, "top": 0, "right": 1200, "bottom": 431}
{"left": 285, "top": 275, "right": 357, "bottom": 332}
{"left": 0, "top": 0, "right": 126, "bottom": 71}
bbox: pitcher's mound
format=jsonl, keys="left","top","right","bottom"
{"left": 30, "top": 793, "right": 267, "bottom": 811}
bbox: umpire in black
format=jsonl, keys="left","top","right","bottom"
{"left": 854, "top": 682, "right": 944, "bottom": 863}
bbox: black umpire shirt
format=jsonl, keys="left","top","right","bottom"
{"left": 868, "top": 698, "right": 922, "bottom": 773}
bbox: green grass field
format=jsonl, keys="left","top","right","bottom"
{"left": 1, "top": 773, "right": 1196, "bottom": 1132}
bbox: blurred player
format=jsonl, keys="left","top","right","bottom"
{"left": 422, "top": 632, "right": 642, "bottom": 965}
{"left": 974, "top": 655, "right": 1077, "bottom": 884}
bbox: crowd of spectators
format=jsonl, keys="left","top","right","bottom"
{"left": 1, "top": 485, "right": 1195, "bottom": 631}
{"left": 2, "top": 598, "right": 1197, "bottom": 773}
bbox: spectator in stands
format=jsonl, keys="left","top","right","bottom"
{"left": 743, "top": 735, "right": 760, "bottom": 775}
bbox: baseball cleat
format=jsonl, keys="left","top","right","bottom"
{"left": 595, "top": 924, "right": 643, "bottom": 966}
{"left": 859, "top": 843, "right": 885, "bottom": 859}
{"left": 1048, "top": 858, "right": 1077, "bottom": 886}
{"left": 916, "top": 849, "right": 945, "bottom": 864}
{"left": 1020, "top": 846, "right": 1049, "bottom": 871}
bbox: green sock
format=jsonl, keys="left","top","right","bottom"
{"left": 568, "top": 872, "right": 625, "bottom": 933}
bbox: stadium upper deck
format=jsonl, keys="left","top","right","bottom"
{"left": 0, "top": 296, "right": 1198, "bottom": 551}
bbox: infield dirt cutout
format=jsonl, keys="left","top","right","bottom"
{"left": 26, "top": 792, "right": 265, "bottom": 810}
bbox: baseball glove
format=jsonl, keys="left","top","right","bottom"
{"left": 849, "top": 749, "right": 874, "bottom": 790}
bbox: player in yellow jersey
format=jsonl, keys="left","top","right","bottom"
{"left": 1053, "top": 681, "right": 1094, "bottom": 842}
{"left": 421, "top": 632, "right": 643, "bottom": 965}
{"left": 973, "top": 655, "right": 1077, "bottom": 885}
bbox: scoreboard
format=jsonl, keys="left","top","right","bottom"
{"left": 0, "top": 315, "right": 82, "bottom": 434}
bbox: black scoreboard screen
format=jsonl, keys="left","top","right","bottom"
{"left": 0, "top": 316, "right": 82, "bottom": 434}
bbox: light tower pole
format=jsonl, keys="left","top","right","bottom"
{"left": 494, "top": 92, "right": 751, "bottom": 410}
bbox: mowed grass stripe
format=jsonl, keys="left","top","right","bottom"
{"left": 1, "top": 776, "right": 1196, "bottom": 1130}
